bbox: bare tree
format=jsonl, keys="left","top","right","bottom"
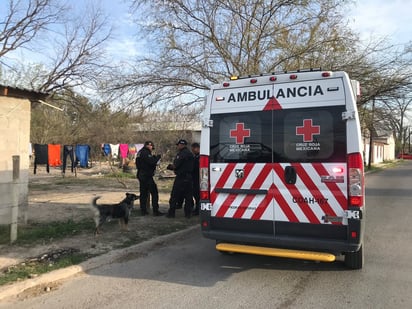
{"left": 30, "top": 89, "right": 137, "bottom": 157}
{"left": 0, "top": 0, "right": 112, "bottom": 94}
{"left": 347, "top": 42, "right": 412, "bottom": 107}
{"left": 118, "top": 1, "right": 354, "bottom": 107}
{"left": 111, "top": 0, "right": 356, "bottom": 110}
{"left": 38, "top": 7, "right": 112, "bottom": 93}
{"left": 0, "top": 0, "right": 64, "bottom": 58}
{"left": 106, "top": 0, "right": 412, "bottom": 113}
{"left": 379, "top": 88, "right": 412, "bottom": 153}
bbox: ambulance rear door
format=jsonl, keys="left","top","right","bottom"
{"left": 268, "top": 76, "right": 350, "bottom": 240}
{"left": 271, "top": 104, "right": 349, "bottom": 240}
{"left": 208, "top": 83, "right": 276, "bottom": 235}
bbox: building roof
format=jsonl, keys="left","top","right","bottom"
{"left": 0, "top": 84, "right": 48, "bottom": 102}
{"left": 132, "top": 121, "right": 202, "bottom": 132}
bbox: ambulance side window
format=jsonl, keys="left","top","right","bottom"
{"left": 278, "top": 107, "right": 346, "bottom": 162}
{"left": 210, "top": 112, "right": 272, "bottom": 163}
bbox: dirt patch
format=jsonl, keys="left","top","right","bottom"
{"left": 15, "top": 280, "right": 65, "bottom": 301}
{"left": 0, "top": 163, "right": 197, "bottom": 272}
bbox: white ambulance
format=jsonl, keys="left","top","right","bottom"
{"left": 199, "top": 70, "right": 364, "bottom": 269}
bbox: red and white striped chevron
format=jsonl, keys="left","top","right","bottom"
{"left": 210, "top": 163, "right": 348, "bottom": 225}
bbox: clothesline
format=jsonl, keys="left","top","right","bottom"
{"left": 30, "top": 143, "right": 145, "bottom": 174}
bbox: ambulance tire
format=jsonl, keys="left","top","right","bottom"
{"left": 344, "top": 245, "right": 363, "bottom": 269}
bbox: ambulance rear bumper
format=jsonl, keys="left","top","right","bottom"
{"left": 201, "top": 215, "right": 363, "bottom": 254}
{"left": 203, "top": 229, "right": 361, "bottom": 254}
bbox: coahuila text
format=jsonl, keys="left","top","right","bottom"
{"left": 227, "top": 85, "right": 324, "bottom": 103}
{"left": 292, "top": 196, "right": 329, "bottom": 205}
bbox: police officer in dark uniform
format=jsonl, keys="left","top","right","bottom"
{"left": 166, "top": 139, "right": 194, "bottom": 218}
{"left": 136, "top": 141, "right": 164, "bottom": 216}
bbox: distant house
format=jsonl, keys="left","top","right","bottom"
{"left": 362, "top": 129, "right": 396, "bottom": 165}
{"left": 0, "top": 85, "right": 48, "bottom": 224}
{"left": 133, "top": 120, "right": 201, "bottom": 140}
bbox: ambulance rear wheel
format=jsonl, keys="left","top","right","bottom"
{"left": 344, "top": 245, "right": 363, "bottom": 269}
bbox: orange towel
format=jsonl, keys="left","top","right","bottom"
{"left": 48, "top": 144, "right": 62, "bottom": 167}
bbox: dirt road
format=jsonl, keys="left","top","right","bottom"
{"left": 0, "top": 163, "right": 197, "bottom": 270}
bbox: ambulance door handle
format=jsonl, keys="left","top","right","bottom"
{"left": 284, "top": 166, "right": 297, "bottom": 184}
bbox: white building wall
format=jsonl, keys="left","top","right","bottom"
{"left": 383, "top": 135, "right": 396, "bottom": 161}
{"left": 0, "top": 96, "right": 31, "bottom": 224}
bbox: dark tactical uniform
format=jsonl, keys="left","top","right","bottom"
{"left": 167, "top": 144, "right": 194, "bottom": 218}
{"left": 136, "top": 143, "right": 163, "bottom": 216}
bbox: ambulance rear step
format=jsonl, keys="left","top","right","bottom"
{"left": 216, "top": 243, "right": 336, "bottom": 262}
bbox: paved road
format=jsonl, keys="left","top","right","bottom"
{"left": 2, "top": 162, "right": 412, "bottom": 308}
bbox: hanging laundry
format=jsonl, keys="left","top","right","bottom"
{"left": 128, "top": 144, "right": 137, "bottom": 161}
{"left": 119, "top": 144, "right": 129, "bottom": 159}
{"left": 102, "top": 143, "right": 111, "bottom": 156}
{"left": 119, "top": 143, "right": 129, "bottom": 166}
{"left": 128, "top": 144, "right": 137, "bottom": 156}
{"left": 110, "top": 143, "right": 119, "bottom": 159}
{"left": 48, "top": 144, "right": 61, "bottom": 167}
{"left": 33, "top": 144, "right": 49, "bottom": 174}
{"left": 75, "top": 144, "right": 90, "bottom": 168}
{"left": 62, "top": 145, "right": 75, "bottom": 173}
{"left": 135, "top": 144, "right": 144, "bottom": 153}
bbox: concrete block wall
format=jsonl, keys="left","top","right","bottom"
{"left": 0, "top": 96, "right": 30, "bottom": 225}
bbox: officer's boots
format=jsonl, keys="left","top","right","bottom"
{"left": 166, "top": 209, "right": 175, "bottom": 218}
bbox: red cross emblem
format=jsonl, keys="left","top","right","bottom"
{"left": 296, "top": 119, "right": 320, "bottom": 142}
{"left": 230, "top": 123, "right": 250, "bottom": 144}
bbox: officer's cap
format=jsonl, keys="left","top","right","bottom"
{"left": 144, "top": 141, "right": 154, "bottom": 148}
{"left": 176, "top": 139, "right": 188, "bottom": 145}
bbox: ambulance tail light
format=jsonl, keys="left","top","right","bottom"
{"left": 200, "top": 155, "right": 210, "bottom": 200}
{"left": 347, "top": 153, "right": 364, "bottom": 207}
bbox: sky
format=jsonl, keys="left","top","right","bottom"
{"left": 1, "top": 0, "right": 412, "bottom": 72}
{"left": 348, "top": 0, "right": 412, "bottom": 45}
{"left": 99, "top": 0, "right": 142, "bottom": 60}
{"left": 98, "top": 0, "right": 412, "bottom": 62}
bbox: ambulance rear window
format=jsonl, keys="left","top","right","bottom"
{"left": 210, "top": 106, "right": 346, "bottom": 163}
{"left": 281, "top": 107, "right": 346, "bottom": 162}
{"left": 210, "top": 112, "right": 272, "bottom": 163}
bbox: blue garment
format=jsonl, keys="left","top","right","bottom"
{"left": 103, "top": 143, "right": 111, "bottom": 156}
{"left": 75, "top": 144, "right": 90, "bottom": 168}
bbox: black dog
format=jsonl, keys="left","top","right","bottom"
{"left": 91, "top": 193, "right": 139, "bottom": 235}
